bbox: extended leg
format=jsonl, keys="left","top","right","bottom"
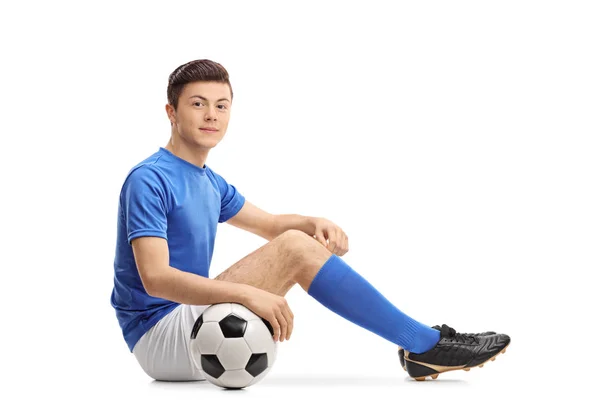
{"left": 214, "top": 229, "right": 439, "bottom": 353}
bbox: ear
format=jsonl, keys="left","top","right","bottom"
{"left": 165, "top": 103, "right": 176, "bottom": 125}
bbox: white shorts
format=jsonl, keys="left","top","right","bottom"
{"left": 133, "top": 304, "right": 209, "bottom": 381}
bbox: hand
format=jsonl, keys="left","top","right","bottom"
{"left": 240, "top": 285, "right": 294, "bottom": 342}
{"left": 311, "top": 217, "right": 349, "bottom": 256}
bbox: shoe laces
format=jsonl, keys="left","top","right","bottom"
{"left": 438, "top": 324, "right": 477, "bottom": 344}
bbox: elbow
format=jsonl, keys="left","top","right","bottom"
{"left": 263, "top": 229, "right": 279, "bottom": 242}
{"left": 265, "top": 215, "right": 280, "bottom": 241}
{"left": 141, "top": 272, "right": 166, "bottom": 297}
{"left": 262, "top": 230, "right": 276, "bottom": 241}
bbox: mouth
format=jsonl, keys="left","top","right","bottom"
{"left": 199, "top": 127, "right": 219, "bottom": 132}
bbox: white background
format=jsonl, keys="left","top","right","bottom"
{"left": 1, "top": 1, "right": 598, "bottom": 399}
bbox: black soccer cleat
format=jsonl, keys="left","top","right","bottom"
{"left": 401, "top": 324, "right": 510, "bottom": 381}
{"left": 398, "top": 325, "right": 496, "bottom": 371}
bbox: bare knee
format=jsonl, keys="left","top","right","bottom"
{"left": 277, "top": 229, "right": 311, "bottom": 240}
{"left": 272, "top": 230, "right": 332, "bottom": 290}
{"left": 274, "top": 229, "right": 330, "bottom": 264}
{"left": 275, "top": 229, "right": 314, "bottom": 252}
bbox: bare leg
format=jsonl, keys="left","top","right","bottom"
{"left": 214, "top": 229, "right": 331, "bottom": 295}
{"left": 215, "top": 229, "right": 441, "bottom": 354}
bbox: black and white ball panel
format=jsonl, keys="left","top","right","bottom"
{"left": 246, "top": 353, "right": 269, "bottom": 377}
{"left": 230, "top": 303, "right": 260, "bottom": 321}
{"left": 219, "top": 314, "right": 247, "bottom": 338}
{"left": 200, "top": 354, "right": 225, "bottom": 379}
{"left": 194, "top": 322, "right": 224, "bottom": 353}
{"left": 244, "top": 319, "right": 277, "bottom": 367}
{"left": 216, "top": 337, "right": 252, "bottom": 370}
{"left": 202, "top": 302, "right": 233, "bottom": 322}
{"left": 218, "top": 369, "right": 254, "bottom": 388}
{"left": 190, "top": 303, "right": 277, "bottom": 388}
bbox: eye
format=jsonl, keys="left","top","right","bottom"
{"left": 193, "top": 102, "right": 204, "bottom": 107}
{"left": 217, "top": 104, "right": 227, "bottom": 110}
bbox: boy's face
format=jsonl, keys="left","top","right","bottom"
{"left": 167, "top": 81, "right": 232, "bottom": 150}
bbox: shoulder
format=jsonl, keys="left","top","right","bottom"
{"left": 120, "top": 162, "right": 172, "bottom": 205}
{"left": 125, "top": 164, "right": 167, "bottom": 188}
{"left": 126, "top": 149, "right": 167, "bottom": 178}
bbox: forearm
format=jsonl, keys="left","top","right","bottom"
{"left": 271, "top": 214, "right": 315, "bottom": 239}
{"left": 148, "top": 266, "right": 249, "bottom": 306}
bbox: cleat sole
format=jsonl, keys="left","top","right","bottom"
{"left": 407, "top": 343, "right": 510, "bottom": 381}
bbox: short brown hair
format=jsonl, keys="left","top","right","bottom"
{"left": 167, "top": 59, "right": 233, "bottom": 110}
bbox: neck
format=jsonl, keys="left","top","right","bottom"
{"left": 164, "top": 136, "right": 209, "bottom": 169}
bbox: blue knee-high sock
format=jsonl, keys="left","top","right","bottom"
{"left": 307, "top": 254, "right": 440, "bottom": 353}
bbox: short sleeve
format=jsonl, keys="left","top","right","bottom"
{"left": 121, "top": 166, "right": 170, "bottom": 244}
{"left": 209, "top": 169, "right": 246, "bottom": 223}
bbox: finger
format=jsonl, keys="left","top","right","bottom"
{"left": 336, "top": 230, "right": 345, "bottom": 255}
{"left": 282, "top": 305, "right": 294, "bottom": 340}
{"left": 315, "top": 231, "right": 328, "bottom": 249}
{"left": 327, "top": 228, "right": 338, "bottom": 253}
{"left": 341, "top": 233, "right": 348, "bottom": 255}
{"left": 269, "top": 315, "right": 281, "bottom": 341}
{"left": 275, "top": 309, "right": 287, "bottom": 343}
{"left": 332, "top": 229, "right": 343, "bottom": 255}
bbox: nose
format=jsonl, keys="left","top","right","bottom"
{"left": 205, "top": 105, "right": 217, "bottom": 121}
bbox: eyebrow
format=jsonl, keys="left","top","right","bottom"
{"left": 189, "top": 95, "right": 230, "bottom": 103}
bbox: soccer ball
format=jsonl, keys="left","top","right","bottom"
{"left": 190, "top": 302, "right": 278, "bottom": 389}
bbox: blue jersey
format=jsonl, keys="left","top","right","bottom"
{"left": 110, "top": 147, "right": 245, "bottom": 351}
